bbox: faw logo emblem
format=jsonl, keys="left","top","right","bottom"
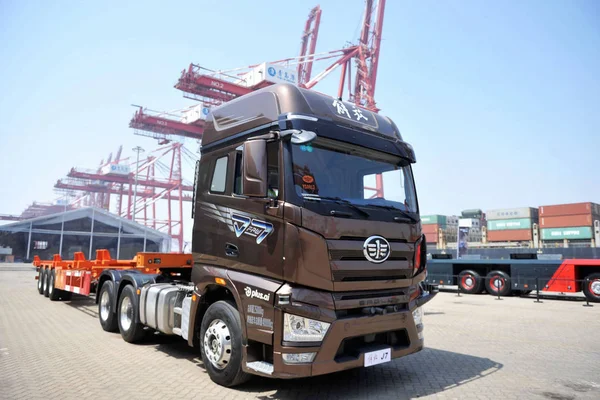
{"left": 232, "top": 214, "right": 274, "bottom": 244}
{"left": 363, "top": 235, "right": 391, "bottom": 263}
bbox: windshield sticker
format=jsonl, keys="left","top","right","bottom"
{"left": 301, "top": 174, "right": 316, "bottom": 193}
{"left": 328, "top": 98, "right": 377, "bottom": 128}
{"left": 232, "top": 214, "right": 274, "bottom": 244}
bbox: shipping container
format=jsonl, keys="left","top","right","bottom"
{"left": 539, "top": 202, "right": 600, "bottom": 217}
{"left": 100, "top": 164, "right": 131, "bottom": 176}
{"left": 424, "top": 233, "right": 437, "bottom": 243}
{"left": 541, "top": 227, "right": 593, "bottom": 240}
{"left": 540, "top": 214, "right": 598, "bottom": 229}
{"left": 487, "top": 218, "right": 532, "bottom": 231}
{"left": 487, "top": 229, "right": 533, "bottom": 242}
{"left": 461, "top": 209, "right": 483, "bottom": 219}
{"left": 422, "top": 224, "right": 442, "bottom": 235}
{"left": 486, "top": 207, "right": 538, "bottom": 221}
{"left": 421, "top": 215, "right": 447, "bottom": 225}
{"left": 239, "top": 62, "right": 298, "bottom": 87}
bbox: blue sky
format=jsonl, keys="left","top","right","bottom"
{"left": 1, "top": 0, "right": 599, "bottom": 236}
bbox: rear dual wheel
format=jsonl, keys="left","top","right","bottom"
{"left": 583, "top": 273, "right": 600, "bottom": 303}
{"left": 458, "top": 270, "right": 484, "bottom": 294}
{"left": 98, "top": 281, "right": 118, "bottom": 332}
{"left": 485, "top": 270, "right": 512, "bottom": 297}
{"left": 37, "top": 269, "right": 44, "bottom": 294}
{"left": 117, "top": 285, "right": 146, "bottom": 343}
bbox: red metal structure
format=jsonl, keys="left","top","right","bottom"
{"left": 173, "top": 1, "right": 386, "bottom": 111}
{"left": 297, "top": 5, "right": 322, "bottom": 86}
{"left": 54, "top": 143, "right": 197, "bottom": 252}
{"left": 129, "top": 107, "right": 205, "bottom": 144}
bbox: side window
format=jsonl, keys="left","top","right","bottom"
{"left": 233, "top": 151, "right": 243, "bottom": 195}
{"left": 266, "top": 142, "right": 279, "bottom": 198}
{"left": 210, "top": 156, "right": 228, "bottom": 193}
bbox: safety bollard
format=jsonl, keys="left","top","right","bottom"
{"left": 583, "top": 280, "right": 593, "bottom": 307}
{"left": 534, "top": 277, "right": 542, "bottom": 303}
{"left": 495, "top": 277, "right": 503, "bottom": 301}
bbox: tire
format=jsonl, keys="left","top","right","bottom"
{"left": 37, "top": 268, "right": 44, "bottom": 294}
{"left": 117, "top": 285, "right": 146, "bottom": 343}
{"left": 458, "top": 270, "right": 483, "bottom": 294}
{"left": 98, "top": 281, "right": 119, "bottom": 332}
{"left": 43, "top": 269, "right": 50, "bottom": 297}
{"left": 48, "top": 270, "right": 61, "bottom": 301}
{"left": 485, "top": 270, "right": 512, "bottom": 297}
{"left": 583, "top": 273, "right": 600, "bottom": 303}
{"left": 200, "top": 301, "right": 251, "bottom": 387}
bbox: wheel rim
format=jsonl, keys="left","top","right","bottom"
{"left": 49, "top": 274, "right": 54, "bottom": 295}
{"left": 43, "top": 271, "right": 48, "bottom": 292}
{"left": 100, "top": 290, "right": 111, "bottom": 321}
{"left": 203, "top": 319, "right": 232, "bottom": 370}
{"left": 120, "top": 296, "right": 133, "bottom": 332}
{"left": 590, "top": 280, "right": 600, "bottom": 296}
{"left": 461, "top": 275, "right": 475, "bottom": 290}
{"left": 491, "top": 276, "right": 504, "bottom": 292}
{"left": 38, "top": 271, "right": 42, "bottom": 290}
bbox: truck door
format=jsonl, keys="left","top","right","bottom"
{"left": 194, "top": 141, "right": 284, "bottom": 280}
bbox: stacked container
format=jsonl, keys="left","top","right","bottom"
{"left": 421, "top": 215, "right": 446, "bottom": 244}
{"left": 486, "top": 207, "right": 538, "bottom": 242}
{"left": 539, "top": 202, "right": 600, "bottom": 242}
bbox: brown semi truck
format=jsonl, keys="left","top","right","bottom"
{"left": 34, "top": 83, "right": 437, "bottom": 387}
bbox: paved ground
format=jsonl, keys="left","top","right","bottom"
{"left": 1, "top": 263, "right": 599, "bottom": 400}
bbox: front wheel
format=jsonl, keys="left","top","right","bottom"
{"left": 583, "top": 273, "right": 600, "bottom": 303}
{"left": 200, "top": 301, "right": 250, "bottom": 387}
{"left": 117, "top": 285, "right": 146, "bottom": 343}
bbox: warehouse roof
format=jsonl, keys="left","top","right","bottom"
{"left": 0, "top": 207, "right": 171, "bottom": 242}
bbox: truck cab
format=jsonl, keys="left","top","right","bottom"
{"left": 190, "top": 83, "right": 437, "bottom": 386}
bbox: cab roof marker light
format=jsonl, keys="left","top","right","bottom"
{"left": 286, "top": 114, "right": 318, "bottom": 122}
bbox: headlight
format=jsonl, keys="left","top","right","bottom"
{"left": 412, "top": 306, "right": 423, "bottom": 326}
{"left": 283, "top": 313, "right": 330, "bottom": 342}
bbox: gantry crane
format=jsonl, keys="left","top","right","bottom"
{"left": 54, "top": 143, "right": 196, "bottom": 251}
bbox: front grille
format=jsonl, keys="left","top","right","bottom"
{"left": 334, "top": 329, "right": 410, "bottom": 362}
{"left": 333, "top": 289, "right": 406, "bottom": 301}
{"left": 332, "top": 271, "right": 407, "bottom": 282}
{"left": 329, "top": 249, "right": 407, "bottom": 261}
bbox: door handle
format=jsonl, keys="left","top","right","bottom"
{"left": 225, "top": 243, "right": 239, "bottom": 257}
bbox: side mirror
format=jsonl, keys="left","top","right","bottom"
{"left": 242, "top": 139, "right": 268, "bottom": 197}
{"left": 280, "top": 129, "right": 317, "bottom": 144}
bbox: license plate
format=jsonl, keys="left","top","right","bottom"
{"left": 364, "top": 348, "right": 391, "bottom": 367}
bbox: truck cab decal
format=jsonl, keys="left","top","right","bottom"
{"left": 232, "top": 214, "right": 274, "bottom": 244}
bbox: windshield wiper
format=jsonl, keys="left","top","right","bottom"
{"left": 303, "top": 195, "right": 370, "bottom": 218}
{"left": 365, "top": 203, "right": 417, "bottom": 223}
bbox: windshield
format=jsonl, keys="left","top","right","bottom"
{"left": 290, "top": 139, "right": 418, "bottom": 213}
